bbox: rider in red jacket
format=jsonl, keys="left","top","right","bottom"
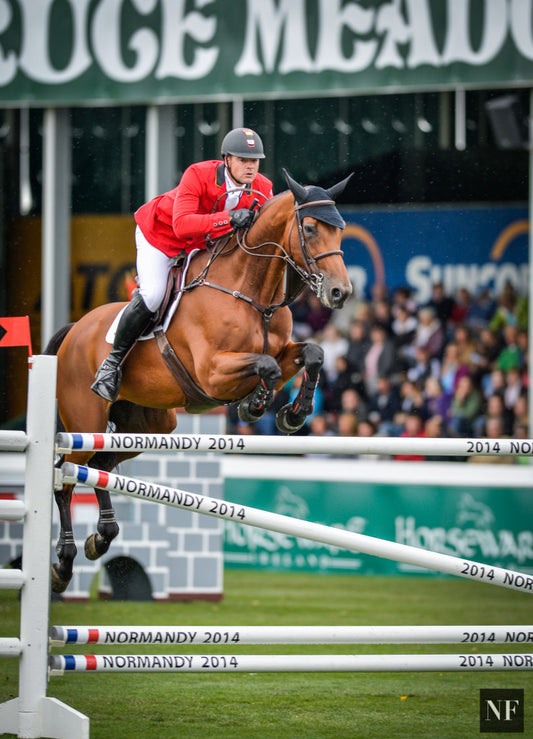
{"left": 91, "top": 127, "right": 273, "bottom": 403}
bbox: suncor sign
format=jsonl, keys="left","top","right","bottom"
{"left": 340, "top": 204, "right": 529, "bottom": 302}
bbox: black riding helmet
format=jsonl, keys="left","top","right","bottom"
{"left": 221, "top": 127, "right": 265, "bottom": 159}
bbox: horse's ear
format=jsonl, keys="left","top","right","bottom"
{"left": 327, "top": 173, "right": 353, "bottom": 201}
{"left": 282, "top": 168, "right": 308, "bottom": 204}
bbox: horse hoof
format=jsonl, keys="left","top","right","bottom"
{"left": 50, "top": 563, "right": 71, "bottom": 594}
{"left": 238, "top": 398, "right": 264, "bottom": 424}
{"left": 85, "top": 533, "right": 109, "bottom": 560}
{"left": 276, "top": 405, "right": 306, "bottom": 434}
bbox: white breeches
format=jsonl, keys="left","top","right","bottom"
{"left": 135, "top": 226, "right": 176, "bottom": 313}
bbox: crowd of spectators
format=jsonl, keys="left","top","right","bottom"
{"left": 227, "top": 279, "right": 529, "bottom": 464}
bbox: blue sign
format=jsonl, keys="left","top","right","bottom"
{"left": 339, "top": 205, "right": 529, "bottom": 302}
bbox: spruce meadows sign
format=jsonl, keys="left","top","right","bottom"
{"left": 0, "top": 0, "right": 532, "bottom": 105}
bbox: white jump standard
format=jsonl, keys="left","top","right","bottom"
{"left": 60, "top": 462, "right": 533, "bottom": 595}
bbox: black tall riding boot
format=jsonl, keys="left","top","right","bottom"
{"left": 91, "top": 292, "right": 155, "bottom": 402}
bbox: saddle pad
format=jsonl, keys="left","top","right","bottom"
{"left": 104, "top": 250, "right": 198, "bottom": 345}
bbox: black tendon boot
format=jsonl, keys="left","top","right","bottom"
{"left": 91, "top": 293, "right": 155, "bottom": 402}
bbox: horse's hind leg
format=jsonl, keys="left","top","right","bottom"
{"left": 51, "top": 482, "right": 77, "bottom": 594}
{"left": 276, "top": 342, "right": 324, "bottom": 433}
{"left": 84, "top": 453, "right": 120, "bottom": 561}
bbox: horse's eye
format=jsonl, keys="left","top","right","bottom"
{"left": 303, "top": 223, "right": 316, "bottom": 237}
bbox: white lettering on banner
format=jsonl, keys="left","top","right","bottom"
{"left": 375, "top": 0, "right": 440, "bottom": 69}
{"left": 156, "top": 0, "right": 218, "bottom": 80}
{"left": 395, "top": 516, "right": 533, "bottom": 564}
{"left": 0, "top": 0, "right": 531, "bottom": 88}
{"left": 442, "top": 0, "right": 508, "bottom": 65}
{"left": 0, "top": 0, "right": 16, "bottom": 85}
{"left": 406, "top": 255, "right": 529, "bottom": 303}
{"left": 235, "top": 0, "right": 313, "bottom": 75}
{"left": 314, "top": 0, "right": 376, "bottom": 73}
{"left": 510, "top": 0, "right": 533, "bottom": 58}
{"left": 18, "top": 0, "right": 92, "bottom": 84}
{"left": 92, "top": 0, "right": 159, "bottom": 82}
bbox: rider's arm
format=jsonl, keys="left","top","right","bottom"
{"left": 172, "top": 164, "right": 232, "bottom": 240}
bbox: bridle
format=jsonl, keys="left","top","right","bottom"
{"left": 289, "top": 198, "right": 344, "bottom": 299}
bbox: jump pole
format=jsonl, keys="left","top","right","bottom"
{"left": 61, "top": 463, "right": 533, "bottom": 595}
{"left": 49, "top": 624, "right": 533, "bottom": 646}
{"left": 48, "top": 653, "right": 533, "bottom": 675}
{"left": 56, "top": 432, "right": 533, "bottom": 457}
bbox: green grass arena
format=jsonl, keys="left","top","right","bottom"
{"left": 1, "top": 570, "right": 531, "bottom": 738}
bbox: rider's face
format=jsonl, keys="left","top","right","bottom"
{"left": 226, "top": 156, "right": 260, "bottom": 184}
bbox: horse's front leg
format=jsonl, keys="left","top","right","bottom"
{"left": 275, "top": 341, "right": 324, "bottom": 434}
{"left": 237, "top": 354, "right": 282, "bottom": 423}
{"left": 51, "top": 483, "right": 77, "bottom": 593}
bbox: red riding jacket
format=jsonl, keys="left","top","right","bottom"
{"left": 134, "top": 160, "right": 274, "bottom": 256}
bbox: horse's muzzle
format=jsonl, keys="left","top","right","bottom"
{"left": 322, "top": 279, "right": 353, "bottom": 310}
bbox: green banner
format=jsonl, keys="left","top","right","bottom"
{"left": 1, "top": 0, "right": 533, "bottom": 106}
{"left": 223, "top": 478, "right": 533, "bottom": 576}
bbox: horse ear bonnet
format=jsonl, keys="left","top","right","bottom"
{"left": 282, "top": 169, "right": 349, "bottom": 230}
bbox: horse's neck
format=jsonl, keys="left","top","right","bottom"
{"left": 224, "top": 195, "right": 292, "bottom": 305}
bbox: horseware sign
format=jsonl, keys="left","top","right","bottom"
{"left": 0, "top": 0, "right": 532, "bottom": 105}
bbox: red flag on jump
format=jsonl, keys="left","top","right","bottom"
{"left": 0, "top": 316, "right": 33, "bottom": 355}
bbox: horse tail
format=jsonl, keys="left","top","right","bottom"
{"left": 43, "top": 323, "right": 75, "bottom": 356}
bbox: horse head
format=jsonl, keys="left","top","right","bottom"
{"left": 282, "top": 169, "right": 353, "bottom": 309}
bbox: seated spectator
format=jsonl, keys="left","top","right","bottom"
{"left": 481, "top": 367, "right": 506, "bottom": 399}
{"left": 512, "top": 392, "right": 529, "bottom": 435}
{"left": 473, "top": 392, "right": 513, "bottom": 437}
{"left": 423, "top": 414, "right": 456, "bottom": 461}
{"left": 439, "top": 342, "right": 470, "bottom": 396}
{"left": 466, "top": 287, "right": 496, "bottom": 329}
{"left": 325, "top": 356, "right": 363, "bottom": 411}
{"left": 496, "top": 324, "right": 523, "bottom": 372}
{"left": 449, "top": 374, "right": 483, "bottom": 436}
{"left": 422, "top": 376, "right": 451, "bottom": 423}
{"left": 319, "top": 324, "right": 349, "bottom": 384}
{"left": 367, "top": 375, "right": 401, "bottom": 433}
{"left": 394, "top": 409, "right": 426, "bottom": 461}
{"left": 397, "top": 378, "right": 425, "bottom": 419}
{"left": 372, "top": 298, "right": 393, "bottom": 334}
{"left": 503, "top": 367, "right": 523, "bottom": 412}
{"left": 391, "top": 285, "right": 417, "bottom": 318}
{"left": 336, "top": 411, "right": 359, "bottom": 437}
{"left": 336, "top": 387, "right": 369, "bottom": 425}
{"left": 362, "top": 323, "right": 397, "bottom": 396}
{"left": 476, "top": 328, "right": 503, "bottom": 377}
{"left": 413, "top": 306, "right": 445, "bottom": 361}
{"left": 406, "top": 346, "right": 440, "bottom": 385}
{"left": 449, "top": 287, "right": 472, "bottom": 328}
{"left": 489, "top": 284, "right": 519, "bottom": 333}
{"left": 453, "top": 325, "right": 479, "bottom": 371}
{"left": 391, "top": 304, "right": 418, "bottom": 367}
{"left": 426, "top": 281, "right": 456, "bottom": 328}
{"left": 345, "top": 319, "right": 370, "bottom": 388}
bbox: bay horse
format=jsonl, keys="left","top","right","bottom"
{"left": 46, "top": 170, "right": 353, "bottom": 593}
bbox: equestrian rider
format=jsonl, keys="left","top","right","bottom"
{"left": 91, "top": 127, "right": 274, "bottom": 403}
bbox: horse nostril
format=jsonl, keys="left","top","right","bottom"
{"left": 331, "top": 287, "right": 343, "bottom": 306}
